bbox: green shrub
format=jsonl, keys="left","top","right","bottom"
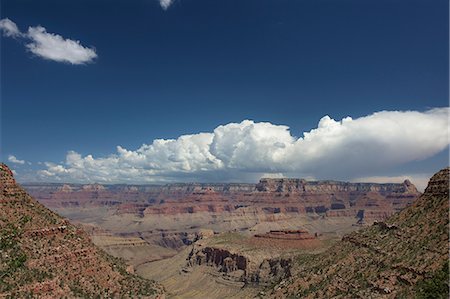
{"left": 415, "top": 262, "right": 449, "bottom": 299}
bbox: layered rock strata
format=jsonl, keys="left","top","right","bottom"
{"left": 24, "top": 178, "right": 420, "bottom": 223}
{"left": 186, "top": 242, "right": 292, "bottom": 285}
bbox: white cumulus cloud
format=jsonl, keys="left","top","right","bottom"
{"left": 37, "top": 108, "right": 450, "bottom": 184}
{"left": 8, "top": 155, "right": 25, "bottom": 165}
{"left": 0, "top": 18, "right": 97, "bottom": 65}
{"left": 159, "top": 0, "right": 174, "bottom": 10}
{"left": 0, "top": 18, "right": 22, "bottom": 37}
{"left": 26, "top": 26, "right": 97, "bottom": 64}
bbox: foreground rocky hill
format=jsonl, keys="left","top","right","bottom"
{"left": 269, "top": 167, "right": 449, "bottom": 298}
{"left": 0, "top": 163, "right": 164, "bottom": 298}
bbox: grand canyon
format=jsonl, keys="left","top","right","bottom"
{"left": 2, "top": 1, "right": 448, "bottom": 298}
{"left": 1, "top": 163, "right": 448, "bottom": 297}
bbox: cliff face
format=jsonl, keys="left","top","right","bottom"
{"left": 24, "top": 178, "right": 420, "bottom": 224}
{"left": 257, "top": 178, "right": 418, "bottom": 193}
{"left": 269, "top": 167, "right": 449, "bottom": 298}
{"left": 186, "top": 243, "right": 292, "bottom": 286}
{"left": 25, "top": 178, "right": 419, "bottom": 197}
{"left": 0, "top": 163, "right": 164, "bottom": 298}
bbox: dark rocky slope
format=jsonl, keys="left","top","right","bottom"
{"left": 269, "top": 167, "right": 449, "bottom": 298}
{"left": 0, "top": 163, "right": 164, "bottom": 298}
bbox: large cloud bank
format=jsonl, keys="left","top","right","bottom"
{"left": 0, "top": 18, "right": 97, "bottom": 64}
{"left": 38, "top": 108, "right": 449, "bottom": 183}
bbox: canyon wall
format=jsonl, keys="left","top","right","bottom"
{"left": 24, "top": 178, "right": 420, "bottom": 223}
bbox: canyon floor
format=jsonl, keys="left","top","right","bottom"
{"left": 136, "top": 230, "right": 337, "bottom": 298}
{"left": 47, "top": 207, "right": 364, "bottom": 297}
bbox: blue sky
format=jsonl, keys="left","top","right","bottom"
{"left": 1, "top": 0, "right": 448, "bottom": 188}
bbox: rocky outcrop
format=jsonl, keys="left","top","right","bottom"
{"left": 157, "top": 231, "right": 201, "bottom": 249}
{"left": 186, "top": 243, "right": 291, "bottom": 285}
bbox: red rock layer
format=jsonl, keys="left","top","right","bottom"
{"left": 24, "top": 178, "right": 421, "bottom": 223}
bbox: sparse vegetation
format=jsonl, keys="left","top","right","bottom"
{"left": 268, "top": 168, "right": 449, "bottom": 298}
{"left": 415, "top": 263, "right": 449, "bottom": 299}
{"left": 0, "top": 163, "right": 164, "bottom": 298}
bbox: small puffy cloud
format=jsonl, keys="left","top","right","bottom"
{"left": 8, "top": 155, "right": 25, "bottom": 165}
{"left": 0, "top": 18, "right": 22, "bottom": 37}
{"left": 159, "top": 0, "right": 174, "bottom": 10}
{"left": 37, "top": 108, "right": 450, "bottom": 184}
{"left": 26, "top": 26, "right": 97, "bottom": 64}
{"left": 0, "top": 18, "right": 97, "bottom": 65}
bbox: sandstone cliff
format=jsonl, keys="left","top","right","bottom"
{"left": 0, "top": 163, "right": 164, "bottom": 298}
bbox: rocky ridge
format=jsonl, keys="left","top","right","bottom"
{"left": 269, "top": 167, "right": 449, "bottom": 298}
{"left": 0, "top": 163, "right": 164, "bottom": 298}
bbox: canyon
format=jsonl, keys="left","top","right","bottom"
{"left": 23, "top": 179, "right": 420, "bottom": 256}
{"left": 4, "top": 163, "right": 447, "bottom": 298}
{"left": 24, "top": 178, "right": 420, "bottom": 233}
{"left": 22, "top": 177, "right": 421, "bottom": 297}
